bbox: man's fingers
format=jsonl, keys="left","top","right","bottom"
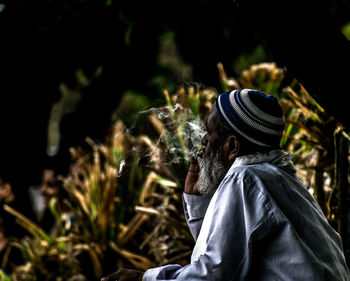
{"left": 100, "top": 273, "right": 117, "bottom": 281}
{"left": 196, "top": 149, "right": 204, "bottom": 158}
{"left": 188, "top": 163, "right": 200, "bottom": 174}
{"left": 100, "top": 274, "right": 113, "bottom": 281}
{"left": 185, "top": 160, "right": 201, "bottom": 195}
{"left": 101, "top": 268, "right": 144, "bottom": 281}
{"left": 189, "top": 152, "right": 198, "bottom": 164}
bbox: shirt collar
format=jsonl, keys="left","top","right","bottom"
{"left": 231, "top": 149, "right": 296, "bottom": 173}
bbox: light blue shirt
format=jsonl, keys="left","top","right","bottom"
{"left": 143, "top": 151, "right": 350, "bottom": 281}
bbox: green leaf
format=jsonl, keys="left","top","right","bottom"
{"left": 188, "top": 91, "right": 200, "bottom": 116}
{"left": 154, "top": 175, "right": 177, "bottom": 188}
{"left": 342, "top": 22, "right": 350, "bottom": 41}
{"left": 49, "top": 197, "right": 60, "bottom": 221}
{"left": 0, "top": 269, "right": 13, "bottom": 281}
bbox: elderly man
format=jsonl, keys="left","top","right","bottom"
{"left": 102, "top": 89, "right": 350, "bottom": 281}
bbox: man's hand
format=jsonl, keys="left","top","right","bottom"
{"left": 184, "top": 155, "right": 201, "bottom": 195}
{"left": 100, "top": 268, "right": 144, "bottom": 281}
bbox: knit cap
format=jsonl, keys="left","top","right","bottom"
{"left": 215, "top": 89, "right": 285, "bottom": 148}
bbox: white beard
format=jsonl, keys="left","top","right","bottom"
{"left": 197, "top": 151, "right": 227, "bottom": 196}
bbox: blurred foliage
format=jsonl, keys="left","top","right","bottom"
{"left": 232, "top": 45, "right": 269, "bottom": 75}
{"left": 110, "top": 91, "right": 150, "bottom": 129}
{"left": 1, "top": 61, "right": 349, "bottom": 280}
{"left": 1, "top": 85, "right": 215, "bottom": 280}
{"left": 3, "top": 204, "right": 83, "bottom": 281}
{"left": 342, "top": 21, "right": 350, "bottom": 40}
{"left": 0, "top": 269, "right": 12, "bottom": 281}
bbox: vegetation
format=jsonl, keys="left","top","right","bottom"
{"left": 1, "top": 62, "right": 349, "bottom": 280}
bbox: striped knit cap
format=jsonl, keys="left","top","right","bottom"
{"left": 215, "top": 89, "right": 285, "bottom": 148}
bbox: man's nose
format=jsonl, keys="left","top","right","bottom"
{"left": 197, "top": 133, "right": 209, "bottom": 157}
{"left": 201, "top": 133, "right": 209, "bottom": 146}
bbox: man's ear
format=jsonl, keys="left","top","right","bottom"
{"left": 224, "top": 135, "right": 240, "bottom": 163}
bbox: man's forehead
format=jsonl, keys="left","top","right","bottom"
{"left": 206, "top": 105, "right": 219, "bottom": 131}
{"left": 208, "top": 104, "right": 218, "bottom": 121}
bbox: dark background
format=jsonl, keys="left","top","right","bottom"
{"left": 0, "top": 0, "right": 349, "bottom": 212}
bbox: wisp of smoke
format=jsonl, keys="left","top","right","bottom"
{"left": 183, "top": 117, "right": 206, "bottom": 160}
{"left": 127, "top": 104, "right": 207, "bottom": 167}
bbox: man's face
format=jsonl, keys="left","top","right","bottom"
{"left": 196, "top": 106, "right": 229, "bottom": 195}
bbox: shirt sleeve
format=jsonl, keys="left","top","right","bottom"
{"left": 182, "top": 193, "right": 212, "bottom": 241}
{"left": 143, "top": 174, "right": 276, "bottom": 281}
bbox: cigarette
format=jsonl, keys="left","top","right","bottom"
{"left": 189, "top": 152, "right": 198, "bottom": 163}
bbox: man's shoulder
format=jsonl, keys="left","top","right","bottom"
{"left": 219, "top": 164, "right": 259, "bottom": 195}
{"left": 227, "top": 162, "right": 278, "bottom": 181}
{"left": 222, "top": 162, "right": 290, "bottom": 198}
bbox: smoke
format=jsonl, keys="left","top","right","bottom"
{"left": 131, "top": 103, "right": 207, "bottom": 166}
{"left": 183, "top": 117, "right": 206, "bottom": 159}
